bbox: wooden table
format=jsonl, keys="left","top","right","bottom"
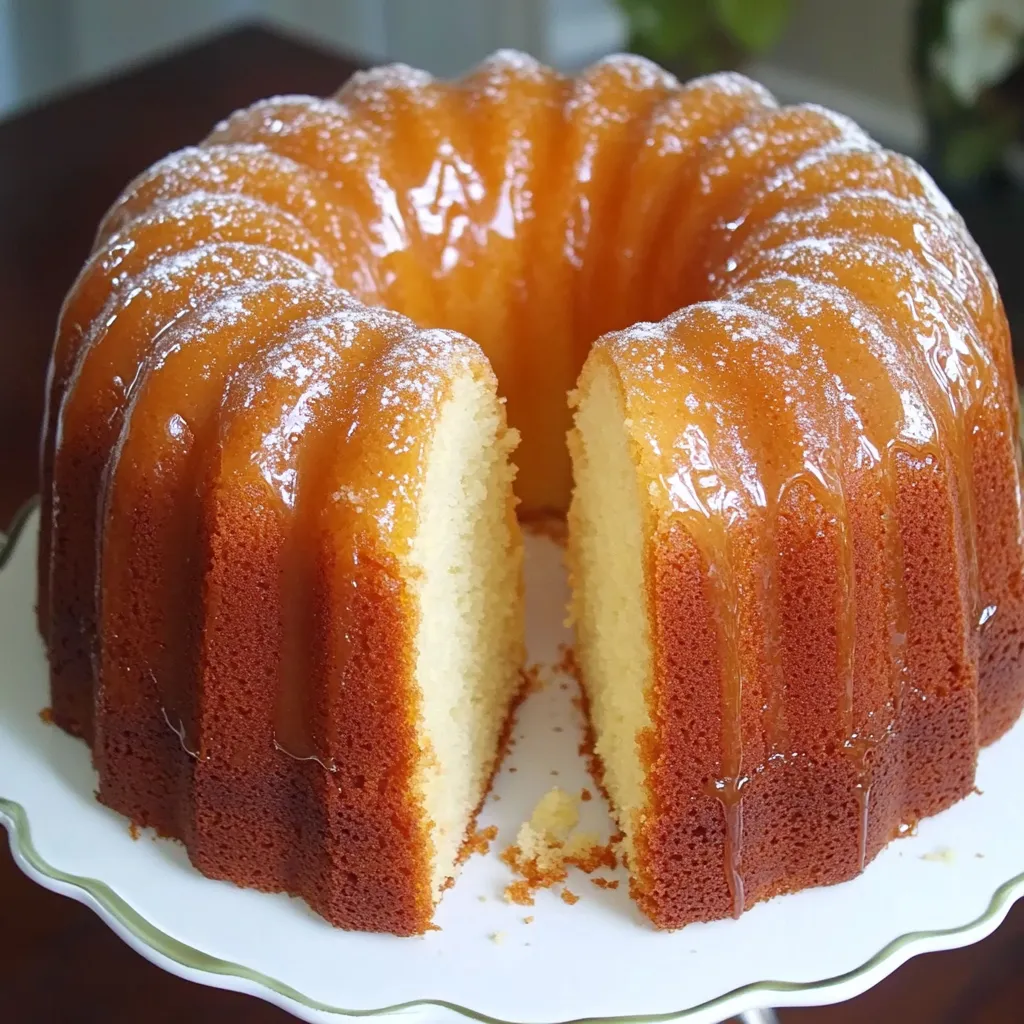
{"left": 1, "top": 25, "right": 1021, "bottom": 1024}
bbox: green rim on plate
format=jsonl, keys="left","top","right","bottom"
{"left": 2, "top": 496, "right": 1023, "bottom": 1023}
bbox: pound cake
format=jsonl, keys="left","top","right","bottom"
{"left": 38, "top": 50, "right": 1023, "bottom": 933}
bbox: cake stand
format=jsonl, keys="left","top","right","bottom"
{"left": 2, "top": 500, "right": 1022, "bottom": 1024}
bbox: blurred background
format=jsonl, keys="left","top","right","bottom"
{"left": 4, "top": 0, "right": 1024, "bottom": 268}
{"left": 0, "top": 1, "right": 940, "bottom": 159}
{"left": 2, "top": 0, "right": 1022, "bottom": 190}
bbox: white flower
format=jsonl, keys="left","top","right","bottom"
{"left": 932, "top": 0, "right": 1024, "bottom": 105}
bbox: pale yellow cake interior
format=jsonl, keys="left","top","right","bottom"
{"left": 409, "top": 368, "right": 524, "bottom": 898}
{"left": 567, "top": 358, "right": 654, "bottom": 868}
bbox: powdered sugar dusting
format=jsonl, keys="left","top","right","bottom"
{"left": 207, "top": 96, "right": 372, "bottom": 164}
{"left": 462, "top": 49, "right": 558, "bottom": 106}
{"left": 477, "top": 49, "right": 546, "bottom": 79}
{"left": 149, "top": 279, "right": 330, "bottom": 360}
{"left": 92, "top": 242, "right": 318, "bottom": 343}
{"left": 339, "top": 63, "right": 438, "bottom": 116}
{"left": 566, "top": 54, "right": 677, "bottom": 125}
{"left": 209, "top": 94, "right": 352, "bottom": 138}
{"left": 697, "top": 104, "right": 870, "bottom": 200}
{"left": 690, "top": 70, "right": 776, "bottom": 104}
{"left": 97, "top": 144, "right": 321, "bottom": 242}
{"left": 643, "top": 74, "right": 777, "bottom": 158}
{"left": 107, "top": 191, "right": 323, "bottom": 254}
{"left": 587, "top": 52, "right": 680, "bottom": 93}
{"left": 733, "top": 186, "right": 992, "bottom": 318}
{"left": 60, "top": 49, "right": 1004, "bottom": 564}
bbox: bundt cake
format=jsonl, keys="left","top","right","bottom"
{"left": 38, "top": 50, "right": 1023, "bottom": 934}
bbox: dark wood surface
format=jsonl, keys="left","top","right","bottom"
{"left": 0, "top": 24, "right": 1021, "bottom": 1023}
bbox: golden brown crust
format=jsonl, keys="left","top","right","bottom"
{"left": 96, "top": 492, "right": 434, "bottom": 932}
{"left": 970, "top": 403, "right": 1024, "bottom": 745}
{"left": 43, "top": 244, "right": 320, "bottom": 746}
{"left": 633, "top": 455, "right": 982, "bottom": 928}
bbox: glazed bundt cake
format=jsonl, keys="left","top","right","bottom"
{"left": 39, "top": 50, "right": 1023, "bottom": 934}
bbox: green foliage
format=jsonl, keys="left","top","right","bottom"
{"left": 941, "top": 115, "right": 1019, "bottom": 184}
{"left": 712, "top": 0, "right": 792, "bottom": 53}
{"left": 617, "top": 0, "right": 711, "bottom": 61}
{"left": 617, "top": 0, "right": 792, "bottom": 68}
{"left": 921, "top": 66, "right": 1021, "bottom": 187}
{"left": 912, "top": 0, "right": 1023, "bottom": 188}
{"left": 911, "top": 0, "right": 949, "bottom": 79}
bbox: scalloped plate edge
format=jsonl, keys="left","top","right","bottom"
{"left": 3, "top": 497, "right": 1024, "bottom": 1024}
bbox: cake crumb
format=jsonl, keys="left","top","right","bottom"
{"left": 975, "top": 852, "right": 985, "bottom": 859}
{"left": 128, "top": 822, "right": 141, "bottom": 841}
{"left": 528, "top": 787, "right": 578, "bottom": 840}
{"left": 591, "top": 877, "right": 619, "bottom": 890}
{"left": 477, "top": 895, "right": 487, "bottom": 902}
{"left": 565, "top": 832, "right": 617, "bottom": 872}
{"left": 509, "top": 767, "right": 518, "bottom": 773}
{"left": 580, "top": 788, "right": 592, "bottom": 802}
{"left": 501, "top": 788, "right": 618, "bottom": 904}
{"left": 550, "top": 770, "right": 559, "bottom": 776}
{"left": 459, "top": 824, "right": 498, "bottom": 863}
{"left": 560, "top": 888, "right": 579, "bottom": 906}
{"left": 489, "top": 931, "right": 506, "bottom": 945}
{"left": 504, "top": 880, "right": 536, "bottom": 906}
{"left": 921, "top": 846, "right": 956, "bottom": 864}
{"left": 38, "top": 707, "right": 54, "bottom": 725}
{"left": 522, "top": 915, "right": 534, "bottom": 924}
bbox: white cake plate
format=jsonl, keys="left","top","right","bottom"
{"left": 2, "top": 500, "right": 1023, "bottom": 1024}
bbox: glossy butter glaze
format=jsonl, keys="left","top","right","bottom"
{"left": 39, "top": 50, "right": 1024, "bottom": 932}
{"left": 593, "top": 125, "right": 1021, "bottom": 923}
